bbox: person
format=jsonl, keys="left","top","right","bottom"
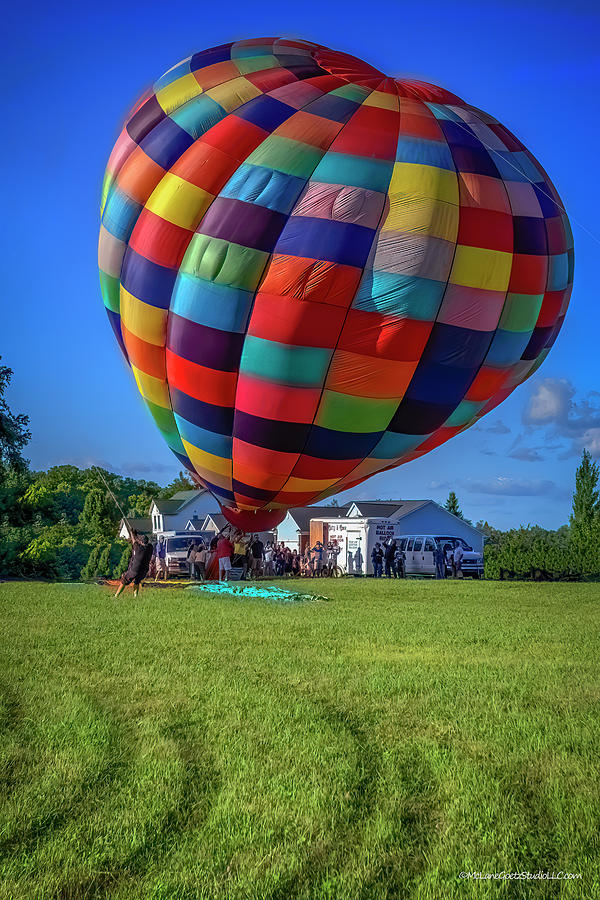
{"left": 371, "top": 542, "right": 383, "bottom": 578}
{"left": 154, "top": 536, "right": 167, "bottom": 582}
{"left": 291, "top": 549, "right": 300, "bottom": 576}
{"left": 195, "top": 541, "right": 207, "bottom": 581}
{"left": 275, "top": 544, "right": 285, "bottom": 577}
{"left": 282, "top": 547, "right": 291, "bottom": 576}
{"left": 434, "top": 542, "right": 446, "bottom": 579}
{"left": 115, "top": 530, "right": 153, "bottom": 598}
{"left": 250, "top": 534, "right": 264, "bottom": 578}
{"left": 394, "top": 544, "right": 405, "bottom": 578}
{"left": 186, "top": 541, "right": 197, "bottom": 580}
{"left": 384, "top": 539, "right": 396, "bottom": 577}
{"left": 453, "top": 543, "right": 464, "bottom": 579}
{"left": 310, "top": 541, "right": 325, "bottom": 577}
{"left": 354, "top": 545, "right": 363, "bottom": 576}
{"left": 326, "top": 542, "right": 339, "bottom": 575}
{"left": 216, "top": 531, "right": 234, "bottom": 582}
{"left": 233, "top": 530, "right": 249, "bottom": 579}
{"left": 264, "top": 542, "right": 274, "bottom": 577}
{"left": 347, "top": 550, "right": 354, "bottom": 575}
{"left": 446, "top": 544, "right": 455, "bottom": 578}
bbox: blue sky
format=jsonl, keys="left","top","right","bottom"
{"left": 3, "top": 0, "right": 599, "bottom": 528}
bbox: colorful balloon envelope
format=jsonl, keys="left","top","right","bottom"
{"left": 99, "top": 38, "right": 573, "bottom": 531}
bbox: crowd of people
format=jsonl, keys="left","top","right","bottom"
{"left": 370, "top": 540, "right": 406, "bottom": 578}
{"left": 369, "top": 538, "right": 464, "bottom": 579}
{"left": 178, "top": 532, "right": 343, "bottom": 582}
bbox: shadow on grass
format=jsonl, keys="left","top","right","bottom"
{"left": 269, "top": 689, "right": 441, "bottom": 899}
{"left": 53, "top": 710, "right": 221, "bottom": 899}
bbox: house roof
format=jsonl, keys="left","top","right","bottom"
{"left": 287, "top": 505, "right": 347, "bottom": 533}
{"left": 119, "top": 517, "right": 152, "bottom": 535}
{"left": 202, "top": 513, "right": 228, "bottom": 531}
{"left": 170, "top": 489, "right": 203, "bottom": 502}
{"left": 151, "top": 498, "right": 186, "bottom": 514}
{"left": 347, "top": 500, "right": 428, "bottom": 519}
{"left": 151, "top": 488, "right": 207, "bottom": 514}
{"left": 185, "top": 517, "right": 205, "bottom": 531}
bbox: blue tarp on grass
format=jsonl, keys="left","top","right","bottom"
{"left": 186, "top": 582, "right": 329, "bottom": 603}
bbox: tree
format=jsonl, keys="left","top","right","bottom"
{"left": 0, "top": 359, "right": 31, "bottom": 472}
{"left": 81, "top": 544, "right": 103, "bottom": 580}
{"left": 570, "top": 449, "right": 600, "bottom": 531}
{"left": 444, "top": 491, "right": 464, "bottom": 519}
{"left": 569, "top": 449, "right": 600, "bottom": 575}
{"left": 113, "top": 543, "right": 132, "bottom": 579}
{"left": 160, "top": 470, "right": 195, "bottom": 497}
{"left": 79, "top": 488, "right": 115, "bottom": 536}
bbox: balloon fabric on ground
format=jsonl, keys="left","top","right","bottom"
{"left": 187, "top": 582, "right": 329, "bottom": 603}
{"left": 99, "top": 38, "right": 573, "bottom": 532}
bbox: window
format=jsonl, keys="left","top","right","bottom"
{"left": 406, "top": 539, "right": 414, "bottom": 551}
{"left": 413, "top": 538, "right": 423, "bottom": 551}
{"left": 167, "top": 538, "right": 195, "bottom": 552}
{"left": 398, "top": 538, "right": 407, "bottom": 551}
{"left": 435, "top": 536, "right": 472, "bottom": 551}
{"left": 424, "top": 538, "right": 436, "bottom": 551}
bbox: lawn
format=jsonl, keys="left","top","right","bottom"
{"left": 0, "top": 579, "right": 598, "bottom": 899}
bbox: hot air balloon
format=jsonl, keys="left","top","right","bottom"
{"left": 99, "top": 38, "right": 573, "bottom": 532}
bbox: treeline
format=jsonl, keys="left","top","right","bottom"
{"left": 0, "top": 464, "right": 193, "bottom": 580}
{"left": 477, "top": 451, "right": 600, "bottom": 580}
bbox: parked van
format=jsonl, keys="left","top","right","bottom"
{"left": 158, "top": 531, "right": 211, "bottom": 577}
{"left": 396, "top": 535, "right": 484, "bottom": 578}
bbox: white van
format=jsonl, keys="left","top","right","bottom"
{"left": 396, "top": 534, "right": 484, "bottom": 578}
{"left": 158, "top": 531, "right": 211, "bottom": 577}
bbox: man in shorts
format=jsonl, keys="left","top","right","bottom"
{"left": 216, "top": 531, "right": 234, "bottom": 582}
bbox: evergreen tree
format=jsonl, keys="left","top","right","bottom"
{"left": 79, "top": 489, "right": 114, "bottom": 536}
{"left": 113, "top": 543, "right": 132, "bottom": 579}
{"left": 444, "top": 491, "right": 464, "bottom": 519}
{"left": 570, "top": 449, "right": 600, "bottom": 531}
{"left": 569, "top": 449, "right": 600, "bottom": 575}
{"left": 0, "top": 359, "right": 31, "bottom": 472}
{"left": 96, "top": 544, "right": 113, "bottom": 578}
{"left": 81, "top": 544, "right": 102, "bottom": 580}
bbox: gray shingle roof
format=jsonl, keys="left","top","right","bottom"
{"left": 119, "top": 517, "right": 152, "bottom": 535}
{"left": 170, "top": 489, "right": 203, "bottom": 501}
{"left": 348, "top": 500, "right": 428, "bottom": 519}
{"left": 287, "top": 505, "right": 348, "bottom": 533}
{"left": 151, "top": 488, "right": 206, "bottom": 514}
{"left": 152, "top": 498, "right": 186, "bottom": 514}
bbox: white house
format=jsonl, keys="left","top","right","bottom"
{"left": 149, "top": 488, "right": 218, "bottom": 534}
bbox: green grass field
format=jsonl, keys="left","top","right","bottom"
{"left": 1, "top": 579, "right": 598, "bottom": 899}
